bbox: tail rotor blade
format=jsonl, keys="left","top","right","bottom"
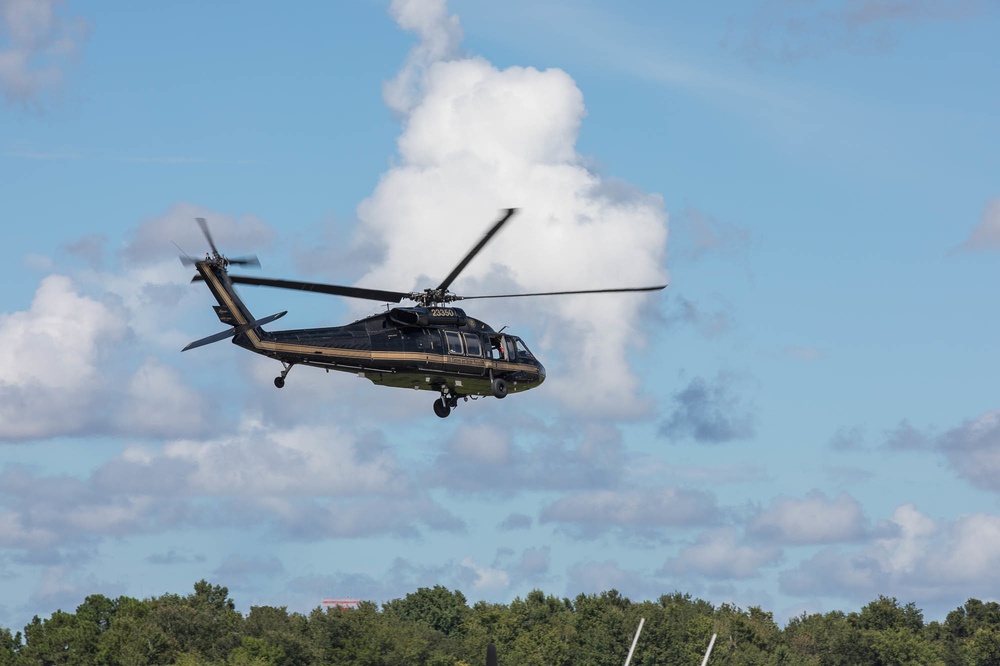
{"left": 228, "top": 255, "right": 261, "bottom": 268}
{"left": 195, "top": 217, "right": 220, "bottom": 256}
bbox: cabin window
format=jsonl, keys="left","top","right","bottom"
{"left": 463, "top": 333, "right": 482, "bottom": 357}
{"left": 444, "top": 330, "right": 464, "bottom": 354}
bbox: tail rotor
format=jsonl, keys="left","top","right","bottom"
{"left": 180, "top": 217, "right": 260, "bottom": 269}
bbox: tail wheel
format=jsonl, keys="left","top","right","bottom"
{"left": 433, "top": 398, "right": 452, "bottom": 418}
{"left": 491, "top": 377, "right": 508, "bottom": 399}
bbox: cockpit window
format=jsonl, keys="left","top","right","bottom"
{"left": 513, "top": 338, "right": 534, "bottom": 360}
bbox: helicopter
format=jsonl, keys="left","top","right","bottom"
{"left": 181, "top": 209, "right": 666, "bottom": 418}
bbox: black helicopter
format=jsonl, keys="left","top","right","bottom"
{"left": 182, "top": 209, "right": 666, "bottom": 418}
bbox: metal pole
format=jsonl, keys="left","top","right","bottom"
{"left": 624, "top": 617, "right": 645, "bottom": 666}
{"left": 699, "top": 633, "right": 717, "bottom": 666}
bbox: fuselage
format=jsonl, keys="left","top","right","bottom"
{"left": 195, "top": 259, "right": 545, "bottom": 398}
{"left": 242, "top": 307, "right": 546, "bottom": 397}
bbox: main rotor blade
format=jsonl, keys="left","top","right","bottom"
{"left": 195, "top": 217, "right": 220, "bottom": 256}
{"left": 457, "top": 284, "right": 667, "bottom": 300}
{"left": 225, "top": 274, "right": 410, "bottom": 303}
{"left": 435, "top": 208, "right": 517, "bottom": 293}
{"left": 228, "top": 255, "right": 261, "bottom": 268}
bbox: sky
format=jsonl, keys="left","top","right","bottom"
{"left": 1, "top": 0, "right": 999, "bottom": 631}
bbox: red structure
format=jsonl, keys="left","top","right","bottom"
{"left": 322, "top": 598, "right": 361, "bottom": 609}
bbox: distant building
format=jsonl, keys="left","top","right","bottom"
{"left": 322, "top": 598, "right": 361, "bottom": 610}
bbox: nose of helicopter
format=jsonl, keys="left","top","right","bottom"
{"left": 537, "top": 362, "right": 546, "bottom": 384}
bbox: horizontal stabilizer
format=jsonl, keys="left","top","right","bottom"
{"left": 182, "top": 311, "right": 287, "bottom": 352}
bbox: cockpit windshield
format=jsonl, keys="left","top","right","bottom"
{"left": 490, "top": 335, "right": 535, "bottom": 362}
{"left": 512, "top": 337, "right": 534, "bottom": 360}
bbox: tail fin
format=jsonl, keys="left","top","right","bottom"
{"left": 183, "top": 258, "right": 280, "bottom": 351}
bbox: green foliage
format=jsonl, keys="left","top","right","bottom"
{"left": 868, "top": 627, "right": 944, "bottom": 666}
{"left": 383, "top": 585, "right": 469, "bottom": 637}
{"left": 0, "top": 627, "right": 21, "bottom": 666}
{"left": 4, "top": 583, "right": 1000, "bottom": 665}
{"left": 857, "top": 596, "right": 924, "bottom": 633}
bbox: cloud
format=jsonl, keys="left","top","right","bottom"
{"left": 659, "top": 373, "right": 756, "bottom": 444}
{"left": 0, "top": 203, "right": 280, "bottom": 442}
{"left": 748, "top": 491, "right": 868, "bottom": 544}
{"left": 0, "top": 0, "right": 87, "bottom": 106}
{"left": 539, "top": 487, "right": 721, "bottom": 539}
{"left": 424, "top": 422, "right": 627, "bottom": 494}
{"left": 499, "top": 513, "right": 532, "bottom": 531}
{"left": 779, "top": 504, "right": 1000, "bottom": 613}
{"left": 664, "top": 295, "right": 734, "bottom": 339}
{"left": 213, "top": 554, "right": 285, "bottom": 587}
{"left": 674, "top": 207, "right": 752, "bottom": 262}
{"left": 506, "top": 546, "right": 551, "bottom": 585}
{"left": 0, "top": 275, "right": 128, "bottom": 439}
{"left": 383, "top": 0, "right": 463, "bottom": 115}
{"left": 563, "top": 560, "right": 657, "bottom": 600}
{"left": 455, "top": 556, "right": 510, "bottom": 595}
{"left": 112, "top": 357, "right": 215, "bottom": 438}
{"left": 659, "top": 526, "right": 782, "bottom": 579}
{"left": 725, "top": 0, "right": 994, "bottom": 63}
{"left": 122, "top": 201, "right": 274, "bottom": 268}
{"left": 883, "top": 419, "right": 933, "bottom": 451}
{"left": 287, "top": 556, "right": 524, "bottom": 608}
{"left": 0, "top": 420, "right": 465, "bottom": 555}
{"left": 0, "top": 465, "right": 168, "bottom": 552}
{"left": 829, "top": 425, "right": 866, "bottom": 451}
{"left": 23, "top": 566, "right": 122, "bottom": 620}
{"left": 782, "top": 346, "right": 824, "bottom": 361}
{"left": 145, "top": 549, "right": 206, "bottom": 566}
{"left": 937, "top": 407, "right": 1000, "bottom": 492}
{"left": 958, "top": 199, "right": 1000, "bottom": 252}
{"left": 352, "top": 1, "right": 668, "bottom": 418}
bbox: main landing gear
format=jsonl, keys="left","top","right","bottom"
{"left": 433, "top": 387, "right": 464, "bottom": 418}
{"left": 434, "top": 379, "right": 508, "bottom": 417}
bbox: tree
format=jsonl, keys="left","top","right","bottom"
{"left": 857, "top": 596, "right": 924, "bottom": 633}
{"left": 244, "top": 605, "right": 310, "bottom": 666}
{"left": 571, "top": 590, "right": 636, "bottom": 666}
{"left": 20, "top": 610, "right": 96, "bottom": 665}
{"left": 95, "top": 596, "right": 169, "bottom": 666}
{"left": 0, "top": 627, "right": 21, "bottom": 666}
{"left": 869, "top": 627, "right": 944, "bottom": 666}
{"left": 382, "top": 586, "right": 469, "bottom": 637}
{"left": 147, "top": 581, "right": 243, "bottom": 663}
{"left": 227, "top": 636, "right": 285, "bottom": 666}
{"left": 967, "top": 627, "right": 1000, "bottom": 666}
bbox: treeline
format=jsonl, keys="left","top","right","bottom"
{"left": 2, "top": 581, "right": 1000, "bottom": 665}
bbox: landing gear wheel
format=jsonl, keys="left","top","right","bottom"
{"left": 433, "top": 397, "right": 452, "bottom": 418}
{"left": 491, "top": 377, "right": 508, "bottom": 399}
{"left": 274, "top": 362, "right": 293, "bottom": 389}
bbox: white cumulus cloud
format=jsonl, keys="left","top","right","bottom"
{"left": 354, "top": 1, "right": 668, "bottom": 418}
{"left": 748, "top": 491, "right": 868, "bottom": 544}
{"left": 660, "top": 526, "right": 782, "bottom": 579}
{"left": 779, "top": 504, "right": 1000, "bottom": 614}
{"left": 0, "top": 275, "right": 127, "bottom": 439}
{"left": 0, "top": 0, "right": 87, "bottom": 105}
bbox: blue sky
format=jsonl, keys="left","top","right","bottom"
{"left": 2, "top": 0, "right": 1000, "bottom": 630}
